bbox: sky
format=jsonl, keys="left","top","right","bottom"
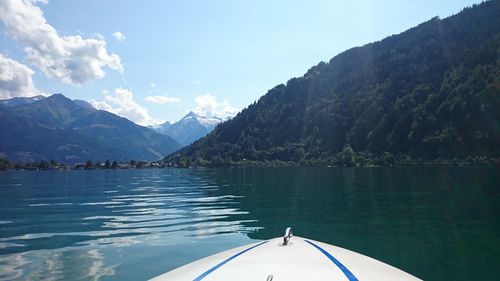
{"left": 0, "top": 0, "right": 484, "bottom": 125}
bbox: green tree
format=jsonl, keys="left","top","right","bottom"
{"left": 0, "top": 158, "right": 13, "bottom": 170}
{"left": 381, "top": 152, "right": 395, "bottom": 166}
{"left": 341, "top": 145, "right": 355, "bottom": 166}
{"left": 39, "top": 160, "right": 49, "bottom": 170}
{"left": 294, "top": 148, "right": 305, "bottom": 162}
{"left": 85, "top": 160, "right": 93, "bottom": 169}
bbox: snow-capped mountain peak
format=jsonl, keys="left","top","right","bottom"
{"left": 151, "top": 111, "right": 226, "bottom": 146}
{"left": 149, "top": 121, "right": 171, "bottom": 131}
{"left": 183, "top": 111, "right": 223, "bottom": 128}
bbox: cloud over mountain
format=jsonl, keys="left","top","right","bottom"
{"left": 145, "top": 95, "right": 181, "bottom": 104}
{"left": 90, "top": 88, "right": 163, "bottom": 126}
{"left": 0, "top": 54, "right": 40, "bottom": 99}
{"left": 0, "top": 0, "right": 123, "bottom": 85}
{"left": 194, "top": 94, "right": 239, "bottom": 118}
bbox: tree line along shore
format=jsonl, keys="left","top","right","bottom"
{"left": 1, "top": 152, "right": 498, "bottom": 171}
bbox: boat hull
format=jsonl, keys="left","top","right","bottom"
{"left": 151, "top": 236, "right": 421, "bottom": 280}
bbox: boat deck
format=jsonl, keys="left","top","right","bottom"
{"left": 151, "top": 237, "right": 421, "bottom": 281}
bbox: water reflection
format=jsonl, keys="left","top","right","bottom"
{"left": 0, "top": 248, "right": 116, "bottom": 281}
{"left": 0, "top": 169, "right": 259, "bottom": 280}
{"left": 198, "top": 167, "right": 500, "bottom": 280}
{"left": 0, "top": 167, "right": 499, "bottom": 280}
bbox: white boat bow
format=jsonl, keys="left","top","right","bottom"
{"left": 151, "top": 228, "right": 421, "bottom": 281}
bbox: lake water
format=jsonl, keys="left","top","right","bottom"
{"left": 0, "top": 167, "right": 499, "bottom": 280}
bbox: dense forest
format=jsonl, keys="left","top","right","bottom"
{"left": 165, "top": 1, "right": 500, "bottom": 167}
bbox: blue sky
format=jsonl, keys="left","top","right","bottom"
{"left": 0, "top": 0, "right": 483, "bottom": 125}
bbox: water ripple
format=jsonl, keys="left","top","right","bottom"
{"left": 0, "top": 169, "right": 258, "bottom": 277}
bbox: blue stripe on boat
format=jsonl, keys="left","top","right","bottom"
{"left": 305, "top": 240, "right": 359, "bottom": 281}
{"left": 193, "top": 241, "right": 268, "bottom": 281}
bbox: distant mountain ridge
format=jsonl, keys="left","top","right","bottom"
{"left": 0, "top": 95, "right": 45, "bottom": 107}
{"left": 152, "top": 111, "right": 223, "bottom": 146}
{"left": 0, "top": 94, "right": 181, "bottom": 162}
{"left": 165, "top": 1, "right": 500, "bottom": 166}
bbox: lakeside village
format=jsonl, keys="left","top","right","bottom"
{"left": 1, "top": 153, "right": 499, "bottom": 171}
{"left": 0, "top": 159, "right": 166, "bottom": 171}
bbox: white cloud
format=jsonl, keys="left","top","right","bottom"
{"left": 0, "top": 0, "right": 123, "bottom": 85}
{"left": 88, "top": 99, "right": 112, "bottom": 111}
{"left": 194, "top": 95, "right": 217, "bottom": 116}
{"left": 192, "top": 80, "right": 202, "bottom": 86}
{"left": 112, "top": 31, "right": 126, "bottom": 42}
{"left": 219, "top": 100, "right": 240, "bottom": 116}
{"left": 90, "top": 88, "right": 163, "bottom": 126}
{"left": 0, "top": 54, "right": 40, "bottom": 99}
{"left": 94, "top": 33, "right": 104, "bottom": 40}
{"left": 145, "top": 95, "right": 180, "bottom": 104}
{"left": 193, "top": 94, "right": 239, "bottom": 118}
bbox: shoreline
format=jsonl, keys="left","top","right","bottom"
{"left": 1, "top": 159, "right": 498, "bottom": 171}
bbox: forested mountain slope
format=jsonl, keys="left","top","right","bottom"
{"left": 1, "top": 94, "right": 180, "bottom": 162}
{"left": 166, "top": 1, "right": 499, "bottom": 166}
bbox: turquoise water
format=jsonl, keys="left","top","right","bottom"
{"left": 0, "top": 167, "right": 499, "bottom": 280}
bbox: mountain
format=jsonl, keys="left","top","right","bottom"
{"left": 165, "top": 1, "right": 500, "bottom": 167}
{"left": 70, "top": 110, "right": 181, "bottom": 161}
{"left": 0, "top": 94, "right": 181, "bottom": 162}
{"left": 153, "top": 111, "right": 223, "bottom": 146}
{"left": 73, "top": 99, "right": 95, "bottom": 111}
{"left": 150, "top": 121, "right": 171, "bottom": 134}
{"left": 0, "top": 95, "right": 45, "bottom": 107}
{"left": 11, "top": 93, "right": 96, "bottom": 127}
